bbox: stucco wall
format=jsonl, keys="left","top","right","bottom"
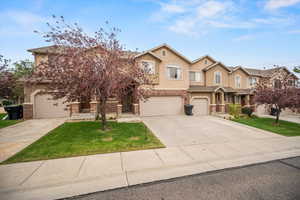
{"left": 189, "top": 58, "right": 215, "bottom": 86}
{"left": 229, "top": 69, "right": 249, "bottom": 89}
{"left": 205, "top": 65, "right": 229, "bottom": 87}
{"left": 151, "top": 47, "right": 190, "bottom": 89}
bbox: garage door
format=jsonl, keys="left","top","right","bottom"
{"left": 140, "top": 96, "right": 183, "bottom": 116}
{"left": 34, "top": 93, "right": 69, "bottom": 118}
{"left": 191, "top": 98, "right": 208, "bottom": 116}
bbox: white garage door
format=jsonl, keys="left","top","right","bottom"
{"left": 191, "top": 98, "right": 208, "bottom": 116}
{"left": 140, "top": 96, "right": 183, "bottom": 116}
{"left": 34, "top": 93, "right": 69, "bottom": 119}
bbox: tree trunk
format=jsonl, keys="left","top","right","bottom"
{"left": 275, "top": 107, "right": 281, "bottom": 124}
{"left": 99, "top": 99, "right": 107, "bottom": 130}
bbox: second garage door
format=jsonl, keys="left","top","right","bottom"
{"left": 34, "top": 93, "right": 69, "bottom": 119}
{"left": 140, "top": 96, "right": 183, "bottom": 116}
{"left": 191, "top": 98, "right": 208, "bottom": 116}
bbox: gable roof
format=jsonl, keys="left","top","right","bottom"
{"left": 203, "top": 62, "right": 231, "bottom": 72}
{"left": 192, "top": 55, "right": 217, "bottom": 64}
{"left": 229, "top": 66, "right": 250, "bottom": 75}
{"left": 134, "top": 51, "right": 162, "bottom": 61}
{"left": 146, "top": 43, "right": 192, "bottom": 64}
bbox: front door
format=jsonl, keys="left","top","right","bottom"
{"left": 122, "top": 92, "right": 133, "bottom": 113}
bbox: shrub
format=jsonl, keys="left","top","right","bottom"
{"left": 241, "top": 106, "right": 253, "bottom": 117}
{"left": 229, "top": 104, "right": 241, "bottom": 118}
{"left": 2, "top": 100, "right": 13, "bottom": 106}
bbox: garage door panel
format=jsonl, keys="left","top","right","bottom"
{"left": 140, "top": 96, "right": 183, "bottom": 116}
{"left": 35, "top": 94, "right": 69, "bottom": 119}
{"left": 191, "top": 98, "right": 208, "bottom": 116}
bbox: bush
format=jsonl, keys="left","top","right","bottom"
{"left": 2, "top": 100, "right": 13, "bottom": 106}
{"left": 241, "top": 106, "right": 253, "bottom": 117}
{"left": 229, "top": 104, "right": 241, "bottom": 118}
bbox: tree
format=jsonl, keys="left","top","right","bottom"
{"left": 294, "top": 66, "right": 300, "bottom": 73}
{"left": 0, "top": 55, "right": 16, "bottom": 101}
{"left": 31, "top": 16, "right": 153, "bottom": 130}
{"left": 12, "top": 60, "right": 34, "bottom": 103}
{"left": 254, "top": 68, "right": 299, "bottom": 124}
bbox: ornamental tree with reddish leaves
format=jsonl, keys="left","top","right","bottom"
{"left": 0, "top": 55, "right": 16, "bottom": 100}
{"left": 254, "top": 68, "right": 299, "bottom": 124}
{"left": 31, "top": 16, "right": 154, "bottom": 130}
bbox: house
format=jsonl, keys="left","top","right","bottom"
{"left": 23, "top": 44, "right": 299, "bottom": 119}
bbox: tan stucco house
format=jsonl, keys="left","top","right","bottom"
{"left": 23, "top": 43, "right": 299, "bottom": 119}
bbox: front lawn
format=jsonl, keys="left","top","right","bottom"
{"left": 2, "top": 121, "right": 165, "bottom": 164}
{"left": 232, "top": 117, "right": 300, "bottom": 137}
{"left": 0, "top": 113, "right": 22, "bottom": 129}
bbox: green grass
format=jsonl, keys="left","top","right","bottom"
{"left": 232, "top": 117, "right": 300, "bottom": 137}
{"left": 0, "top": 113, "right": 22, "bottom": 129}
{"left": 2, "top": 121, "right": 165, "bottom": 164}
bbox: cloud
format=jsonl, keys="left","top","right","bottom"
{"left": 196, "top": 1, "right": 231, "bottom": 18}
{"left": 160, "top": 2, "right": 185, "bottom": 13}
{"left": 265, "top": 0, "right": 300, "bottom": 10}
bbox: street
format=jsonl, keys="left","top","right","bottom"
{"left": 65, "top": 157, "right": 300, "bottom": 200}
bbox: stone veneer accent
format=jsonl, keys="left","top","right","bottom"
{"left": 133, "top": 103, "right": 139, "bottom": 115}
{"left": 23, "top": 103, "right": 33, "bottom": 119}
{"left": 117, "top": 104, "right": 122, "bottom": 117}
{"left": 70, "top": 102, "right": 80, "bottom": 114}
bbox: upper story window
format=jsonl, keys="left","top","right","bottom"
{"left": 141, "top": 60, "right": 155, "bottom": 74}
{"left": 189, "top": 71, "right": 201, "bottom": 82}
{"left": 214, "top": 71, "right": 221, "bottom": 84}
{"left": 273, "top": 79, "right": 282, "bottom": 89}
{"left": 249, "top": 77, "right": 257, "bottom": 87}
{"left": 162, "top": 50, "right": 166, "bottom": 56}
{"left": 167, "top": 65, "right": 181, "bottom": 80}
{"left": 204, "top": 59, "right": 208, "bottom": 65}
{"left": 235, "top": 75, "right": 241, "bottom": 88}
{"left": 287, "top": 80, "right": 295, "bottom": 86}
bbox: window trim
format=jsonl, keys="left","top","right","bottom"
{"left": 166, "top": 64, "right": 182, "bottom": 80}
{"left": 214, "top": 71, "right": 222, "bottom": 85}
{"left": 235, "top": 75, "right": 241, "bottom": 88}
{"left": 189, "top": 70, "right": 201, "bottom": 82}
{"left": 140, "top": 60, "right": 156, "bottom": 74}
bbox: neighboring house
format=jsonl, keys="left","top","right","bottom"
{"left": 23, "top": 44, "right": 299, "bottom": 119}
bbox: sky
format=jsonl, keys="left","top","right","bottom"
{"left": 1, "top": 0, "right": 300, "bottom": 72}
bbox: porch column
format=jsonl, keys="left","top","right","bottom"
{"left": 90, "top": 101, "right": 99, "bottom": 113}
{"left": 70, "top": 102, "right": 80, "bottom": 114}
{"left": 117, "top": 104, "right": 122, "bottom": 118}
{"left": 220, "top": 92, "right": 225, "bottom": 113}
{"left": 133, "top": 103, "right": 139, "bottom": 115}
{"left": 210, "top": 92, "right": 216, "bottom": 113}
{"left": 245, "top": 94, "right": 250, "bottom": 107}
{"left": 23, "top": 103, "right": 33, "bottom": 119}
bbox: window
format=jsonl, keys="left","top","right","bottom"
{"left": 249, "top": 77, "right": 257, "bottom": 87}
{"left": 204, "top": 59, "right": 208, "bottom": 64}
{"left": 214, "top": 71, "right": 221, "bottom": 84}
{"left": 167, "top": 65, "right": 181, "bottom": 80}
{"left": 274, "top": 79, "right": 281, "bottom": 89}
{"left": 288, "top": 80, "right": 295, "bottom": 86}
{"left": 162, "top": 50, "right": 166, "bottom": 56}
{"left": 141, "top": 61, "right": 155, "bottom": 74}
{"left": 235, "top": 75, "right": 241, "bottom": 88}
{"left": 189, "top": 71, "right": 201, "bottom": 82}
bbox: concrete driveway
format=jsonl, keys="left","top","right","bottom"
{"left": 142, "top": 115, "right": 282, "bottom": 147}
{"left": 0, "top": 119, "right": 65, "bottom": 162}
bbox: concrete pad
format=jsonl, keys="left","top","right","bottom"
{"left": 0, "top": 161, "right": 43, "bottom": 188}
{"left": 127, "top": 162, "right": 216, "bottom": 186}
{"left": 78, "top": 153, "right": 123, "bottom": 179}
{"left": 181, "top": 145, "right": 221, "bottom": 162}
{"left": 203, "top": 143, "right": 243, "bottom": 159}
{"left": 154, "top": 147, "right": 193, "bottom": 165}
{"left": 22, "top": 156, "right": 84, "bottom": 187}
{"left": 1, "top": 173, "right": 127, "bottom": 200}
{"left": 122, "top": 150, "right": 164, "bottom": 172}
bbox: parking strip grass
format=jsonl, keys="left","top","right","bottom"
{"left": 0, "top": 113, "right": 23, "bottom": 129}
{"left": 2, "top": 121, "right": 165, "bottom": 164}
{"left": 232, "top": 117, "right": 300, "bottom": 137}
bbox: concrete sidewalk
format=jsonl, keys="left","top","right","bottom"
{"left": 257, "top": 114, "right": 300, "bottom": 124}
{"left": 0, "top": 118, "right": 65, "bottom": 163}
{"left": 1, "top": 135, "right": 300, "bottom": 200}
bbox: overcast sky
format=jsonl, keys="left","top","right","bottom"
{"left": 1, "top": 0, "right": 300, "bottom": 73}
